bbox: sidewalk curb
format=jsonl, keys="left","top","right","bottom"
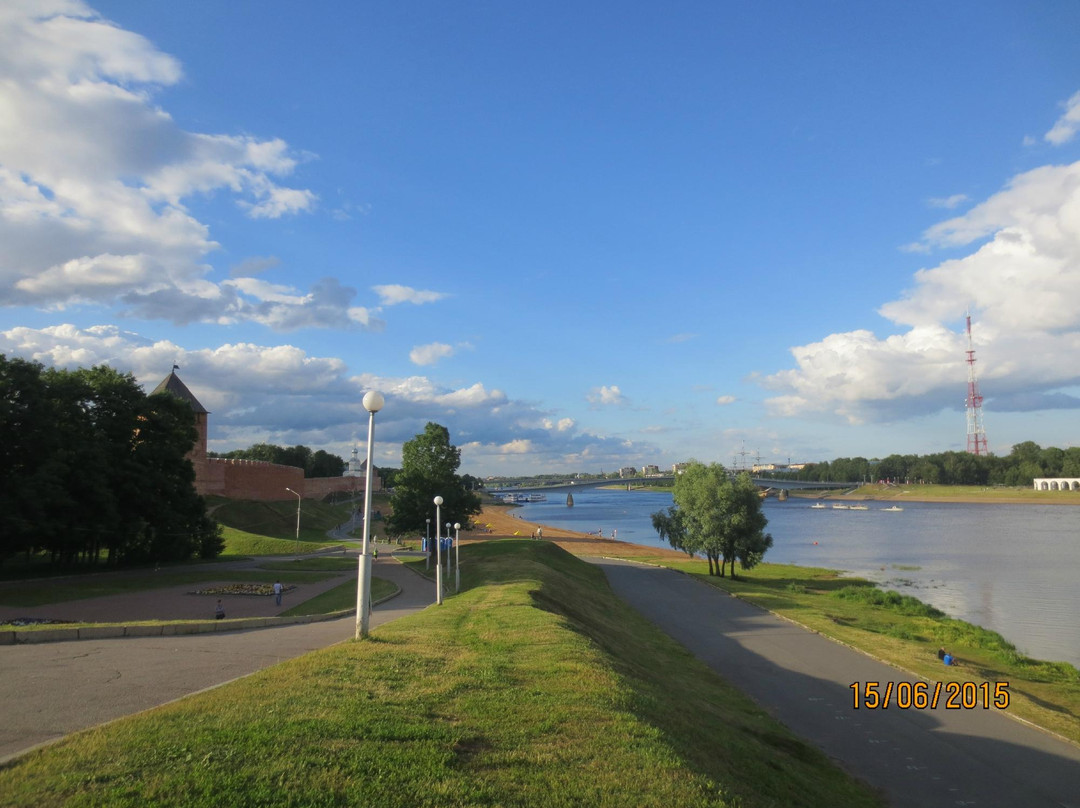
{"left": 0, "top": 586, "right": 403, "bottom": 646}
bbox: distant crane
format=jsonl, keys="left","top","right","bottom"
{"left": 964, "top": 312, "right": 989, "bottom": 455}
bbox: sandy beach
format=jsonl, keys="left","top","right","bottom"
{"left": 462, "top": 505, "right": 688, "bottom": 561}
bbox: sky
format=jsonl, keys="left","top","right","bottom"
{"left": 2, "top": 1, "right": 1080, "bottom": 477}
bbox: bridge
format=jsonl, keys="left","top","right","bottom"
{"left": 489, "top": 477, "right": 856, "bottom": 495}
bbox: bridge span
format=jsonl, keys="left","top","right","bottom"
{"left": 489, "top": 477, "right": 856, "bottom": 495}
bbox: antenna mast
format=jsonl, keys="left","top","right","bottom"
{"left": 965, "top": 312, "right": 989, "bottom": 455}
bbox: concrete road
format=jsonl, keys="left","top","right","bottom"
{"left": 594, "top": 558, "right": 1080, "bottom": 808}
{"left": 0, "top": 557, "right": 434, "bottom": 763}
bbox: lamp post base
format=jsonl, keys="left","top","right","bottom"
{"left": 356, "top": 552, "right": 372, "bottom": 638}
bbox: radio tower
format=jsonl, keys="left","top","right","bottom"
{"left": 964, "top": 312, "right": 989, "bottom": 455}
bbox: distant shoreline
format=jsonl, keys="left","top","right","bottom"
{"left": 614, "top": 483, "right": 1080, "bottom": 506}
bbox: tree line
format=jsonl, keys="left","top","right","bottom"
{"left": 765, "top": 442, "right": 1080, "bottom": 487}
{"left": 0, "top": 356, "right": 222, "bottom": 568}
{"left": 210, "top": 443, "right": 346, "bottom": 477}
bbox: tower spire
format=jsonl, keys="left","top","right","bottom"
{"left": 965, "top": 312, "right": 989, "bottom": 456}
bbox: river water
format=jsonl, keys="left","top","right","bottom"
{"left": 516, "top": 489, "right": 1080, "bottom": 669}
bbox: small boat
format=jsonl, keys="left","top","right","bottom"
{"left": 810, "top": 503, "right": 826, "bottom": 509}
{"left": 849, "top": 505, "right": 869, "bottom": 511}
{"left": 527, "top": 493, "right": 547, "bottom": 502}
{"left": 881, "top": 505, "right": 903, "bottom": 512}
{"left": 831, "top": 504, "right": 849, "bottom": 510}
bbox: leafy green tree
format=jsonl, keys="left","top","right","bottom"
{"left": 310, "top": 449, "right": 346, "bottom": 478}
{"left": 652, "top": 463, "right": 772, "bottom": 579}
{"left": 386, "top": 423, "right": 481, "bottom": 539}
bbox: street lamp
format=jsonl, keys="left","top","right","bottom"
{"left": 285, "top": 487, "right": 301, "bottom": 554}
{"left": 454, "top": 522, "right": 461, "bottom": 592}
{"left": 425, "top": 518, "right": 431, "bottom": 570}
{"left": 433, "top": 496, "right": 444, "bottom": 605}
{"left": 355, "top": 390, "right": 384, "bottom": 639}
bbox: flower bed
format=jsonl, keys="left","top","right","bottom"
{"left": 189, "top": 584, "right": 296, "bottom": 597}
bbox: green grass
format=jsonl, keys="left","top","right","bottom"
{"left": 0, "top": 541, "right": 881, "bottom": 808}
{"left": 658, "top": 558, "right": 1080, "bottom": 745}
{"left": 280, "top": 576, "right": 398, "bottom": 616}
{"left": 211, "top": 497, "right": 354, "bottom": 542}
{"left": 218, "top": 526, "right": 341, "bottom": 557}
{"left": 0, "top": 569, "right": 336, "bottom": 609}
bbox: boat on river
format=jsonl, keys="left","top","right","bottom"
{"left": 849, "top": 504, "right": 869, "bottom": 511}
{"left": 831, "top": 504, "right": 849, "bottom": 510}
{"left": 881, "top": 505, "right": 904, "bottom": 512}
{"left": 810, "top": 502, "right": 826, "bottom": 509}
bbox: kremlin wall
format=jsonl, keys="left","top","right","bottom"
{"left": 153, "top": 371, "right": 380, "bottom": 502}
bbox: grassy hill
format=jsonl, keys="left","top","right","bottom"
{"left": 0, "top": 541, "right": 881, "bottom": 807}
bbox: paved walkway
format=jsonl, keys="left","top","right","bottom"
{"left": 0, "top": 548, "right": 435, "bottom": 762}
{"left": 593, "top": 558, "right": 1080, "bottom": 808}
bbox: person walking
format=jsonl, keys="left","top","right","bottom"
{"left": 273, "top": 580, "right": 284, "bottom": 607}
{"left": 215, "top": 600, "right": 225, "bottom": 620}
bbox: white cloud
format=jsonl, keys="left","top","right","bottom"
{"left": 409, "top": 342, "right": 454, "bottom": 366}
{"left": 0, "top": 2, "right": 321, "bottom": 324}
{"left": 927, "top": 194, "right": 968, "bottom": 209}
{"left": 373, "top": 284, "right": 448, "bottom": 306}
{"left": 716, "top": 395, "right": 736, "bottom": 405}
{"left": 1045, "top": 90, "right": 1080, "bottom": 145}
{"left": 587, "top": 385, "right": 627, "bottom": 406}
{"left": 763, "top": 157, "right": 1080, "bottom": 423}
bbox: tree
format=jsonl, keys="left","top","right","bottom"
{"left": 386, "top": 423, "right": 481, "bottom": 540}
{"left": 651, "top": 463, "right": 772, "bottom": 579}
{"left": 0, "top": 357, "right": 221, "bottom": 568}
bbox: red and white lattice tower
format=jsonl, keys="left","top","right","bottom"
{"left": 964, "top": 312, "right": 989, "bottom": 455}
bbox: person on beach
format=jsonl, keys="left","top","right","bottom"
{"left": 215, "top": 600, "right": 225, "bottom": 620}
{"left": 273, "top": 580, "right": 283, "bottom": 606}
{"left": 943, "top": 651, "right": 954, "bottom": 666}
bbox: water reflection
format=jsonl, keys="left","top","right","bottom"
{"left": 518, "top": 490, "right": 1080, "bottom": 667}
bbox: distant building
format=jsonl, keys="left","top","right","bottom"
{"left": 672, "top": 462, "right": 690, "bottom": 475}
{"left": 619, "top": 466, "right": 638, "bottom": 478}
{"left": 642, "top": 464, "right": 661, "bottom": 476}
{"left": 152, "top": 370, "right": 379, "bottom": 501}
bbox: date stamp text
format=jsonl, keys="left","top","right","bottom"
{"left": 850, "top": 681, "right": 1009, "bottom": 710}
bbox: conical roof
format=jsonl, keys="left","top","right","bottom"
{"left": 152, "top": 371, "right": 208, "bottom": 414}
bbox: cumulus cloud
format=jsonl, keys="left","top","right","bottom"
{"left": 1045, "top": 90, "right": 1080, "bottom": 145}
{"left": 409, "top": 342, "right": 454, "bottom": 366}
{"left": 373, "top": 284, "right": 448, "bottom": 306}
{"left": 0, "top": 2, "right": 335, "bottom": 327}
{"left": 762, "top": 153, "right": 1080, "bottom": 423}
{"left": 587, "top": 385, "right": 627, "bottom": 406}
{"left": 716, "top": 395, "right": 736, "bottom": 405}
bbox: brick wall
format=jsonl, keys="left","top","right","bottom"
{"left": 194, "top": 458, "right": 380, "bottom": 501}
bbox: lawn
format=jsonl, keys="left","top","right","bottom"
{"left": 0, "top": 541, "right": 882, "bottom": 808}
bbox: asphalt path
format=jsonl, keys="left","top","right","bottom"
{"left": 593, "top": 558, "right": 1080, "bottom": 808}
{"left": 0, "top": 555, "right": 434, "bottom": 763}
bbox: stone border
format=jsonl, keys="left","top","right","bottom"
{"left": 0, "top": 587, "right": 401, "bottom": 646}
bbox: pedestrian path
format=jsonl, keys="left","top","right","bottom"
{"left": 592, "top": 557, "right": 1080, "bottom": 808}
{"left": 0, "top": 551, "right": 432, "bottom": 763}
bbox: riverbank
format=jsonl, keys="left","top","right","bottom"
{"left": 471, "top": 504, "right": 1080, "bottom": 746}
{"left": 793, "top": 483, "right": 1080, "bottom": 505}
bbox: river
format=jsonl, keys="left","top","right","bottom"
{"left": 515, "top": 489, "right": 1080, "bottom": 669}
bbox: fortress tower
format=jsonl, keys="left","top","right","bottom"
{"left": 152, "top": 368, "right": 209, "bottom": 470}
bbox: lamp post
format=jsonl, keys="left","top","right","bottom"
{"left": 285, "top": 487, "right": 301, "bottom": 554}
{"left": 355, "top": 390, "right": 384, "bottom": 639}
{"left": 454, "top": 522, "right": 461, "bottom": 592}
{"left": 425, "top": 518, "right": 431, "bottom": 570}
{"left": 445, "top": 522, "right": 452, "bottom": 579}
{"left": 433, "top": 496, "right": 444, "bottom": 604}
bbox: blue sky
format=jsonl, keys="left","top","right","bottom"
{"left": 2, "top": 1, "right": 1080, "bottom": 476}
